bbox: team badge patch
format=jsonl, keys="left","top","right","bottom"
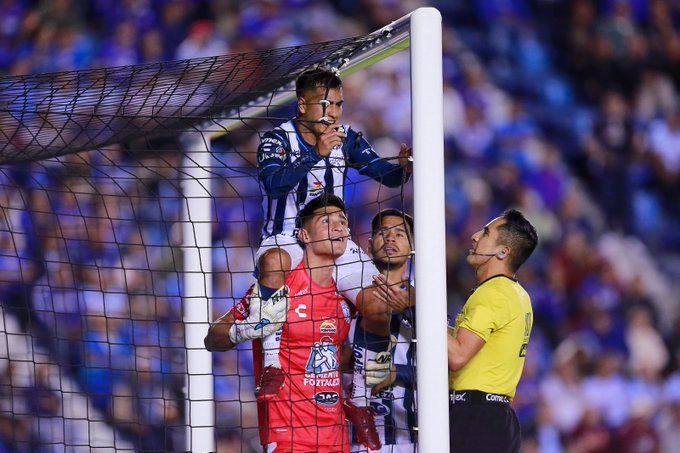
{"left": 305, "top": 336, "right": 339, "bottom": 373}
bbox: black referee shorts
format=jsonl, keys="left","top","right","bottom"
{"left": 449, "top": 391, "right": 521, "bottom": 453}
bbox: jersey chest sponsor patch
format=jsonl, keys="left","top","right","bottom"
{"left": 319, "top": 319, "right": 337, "bottom": 334}
{"left": 314, "top": 391, "right": 340, "bottom": 406}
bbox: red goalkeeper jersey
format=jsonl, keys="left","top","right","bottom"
{"left": 232, "top": 263, "right": 353, "bottom": 452}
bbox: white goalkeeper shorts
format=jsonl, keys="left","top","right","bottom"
{"left": 256, "top": 234, "right": 378, "bottom": 304}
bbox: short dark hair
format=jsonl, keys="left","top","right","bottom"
{"left": 295, "top": 67, "right": 342, "bottom": 98}
{"left": 497, "top": 209, "right": 538, "bottom": 272}
{"left": 297, "top": 193, "right": 347, "bottom": 230}
{"left": 371, "top": 209, "right": 414, "bottom": 237}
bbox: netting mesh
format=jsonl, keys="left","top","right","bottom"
{"left": 0, "top": 24, "right": 414, "bottom": 452}
{"left": 0, "top": 34, "right": 396, "bottom": 163}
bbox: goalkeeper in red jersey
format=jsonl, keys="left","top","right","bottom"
{"left": 206, "top": 194, "right": 355, "bottom": 452}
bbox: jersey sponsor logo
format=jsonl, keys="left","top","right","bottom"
{"left": 294, "top": 303, "right": 307, "bottom": 319}
{"left": 319, "top": 319, "right": 337, "bottom": 334}
{"left": 261, "top": 137, "right": 284, "bottom": 146}
{"left": 353, "top": 346, "right": 364, "bottom": 374}
{"left": 293, "top": 288, "right": 308, "bottom": 297}
{"left": 310, "top": 181, "right": 323, "bottom": 193}
{"left": 373, "top": 388, "right": 394, "bottom": 399}
{"left": 369, "top": 401, "right": 391, "bottom": 416}
{"left": 329, "top": 157, "right": 343, "bottom": 167}
{"left": 314, "top": 391, "right": 340, "bottom": 406}
{"left": 305, "top": 336, "right": 339, "bottom": 374}
{"left": 303, "top": 371, "right": 340, "bottom": 387}
{"left": 486, "top": 394, "right": 510, "bottom": 404}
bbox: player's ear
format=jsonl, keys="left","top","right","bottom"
{"left": 367, "top": 237, "right": 374, "bottom": 256}
{"left": 298, "top": 227, "right": 310, "bottom": 245}
{"left": 297, "top": 96, "right": 307, "bottom": 116}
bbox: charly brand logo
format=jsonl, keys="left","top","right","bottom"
{"left": 294, "top": 303, "right": 307, "bottom": 319}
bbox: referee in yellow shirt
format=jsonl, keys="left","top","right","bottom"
{"left": 448, "top": 209, "right": 538, "bottom": 453}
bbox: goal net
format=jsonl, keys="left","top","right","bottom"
{"left": 0, "top": 8, "right": 445, "bottom": 452}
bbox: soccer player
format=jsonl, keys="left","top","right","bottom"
{"left": 348, "top": 209, "right": 417, "bottom": 453}
{"left": 205, "top": 194, "right": 354, "bottom": 452}
{"left": 447, "top": 209, "right": 538, "bottom": 453}
{"left": 217, "top": 66, "right": 411, "bottom": 446}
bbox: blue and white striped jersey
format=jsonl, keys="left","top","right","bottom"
{"left": 349, "top": 310, "right": 417, "bottom": 450}
{"left": 257, "top": 120, "right": 408, "bottom": 239}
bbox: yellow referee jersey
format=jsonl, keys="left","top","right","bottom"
{"left": 449, "top": 275, "right": 532, "bottom": 399}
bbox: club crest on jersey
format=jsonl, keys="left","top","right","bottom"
{"left": 310, "top": 181, "right": 323, "bottom": 192}
{"left": 258, "top": 139, "right": 286, "bottom": 162}
{"left": 319, "top": 319, "right": 337, "bottom": 334}
{"left": 306, "top": 336, "right": 339, "bottom": 373}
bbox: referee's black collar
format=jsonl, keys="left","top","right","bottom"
{"left": 472, "top": 274, "right": 517, "bottom": 293}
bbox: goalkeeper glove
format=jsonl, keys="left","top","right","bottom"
{"left": 229, "top": 284, "right": 289, "bottom": 344}
{"left": 365, "top": 335, "right": 397, "bottom": 387}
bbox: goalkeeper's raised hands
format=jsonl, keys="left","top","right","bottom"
{"left": 229, "top": 284, "right": 289, "bottom": 344}
{"left": 204, "top": 283, "right": 289, "bottom": 351}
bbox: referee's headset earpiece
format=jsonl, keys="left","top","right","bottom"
{"left": 496, "top": 250, "right": 506, "bottom": 259}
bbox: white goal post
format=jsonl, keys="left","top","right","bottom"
{"left": 181, "top": 7, "right": 447, "bottom": 452}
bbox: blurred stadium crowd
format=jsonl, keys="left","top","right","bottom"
{"left": 1, "top": 0, "right": 680, "bottom": 452}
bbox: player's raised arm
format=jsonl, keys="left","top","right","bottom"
{"left": 345, "top": 128, "right": 412, "bottom": 188}
{"left": 204, "top": 283, "right": 289, "bottom": 352}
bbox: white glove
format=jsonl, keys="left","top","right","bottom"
{"left": 365, "top": 335, "right": 397, "bottom": 387}
{"left": 229, "top": 284, "right": 289, "bottom": 344}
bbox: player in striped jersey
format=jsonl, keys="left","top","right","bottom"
{"left": 258, "top": 69, "right": 410, "bottom": 418}
{"left": 349, "top": 209, "right": 416, "bottom": 452}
